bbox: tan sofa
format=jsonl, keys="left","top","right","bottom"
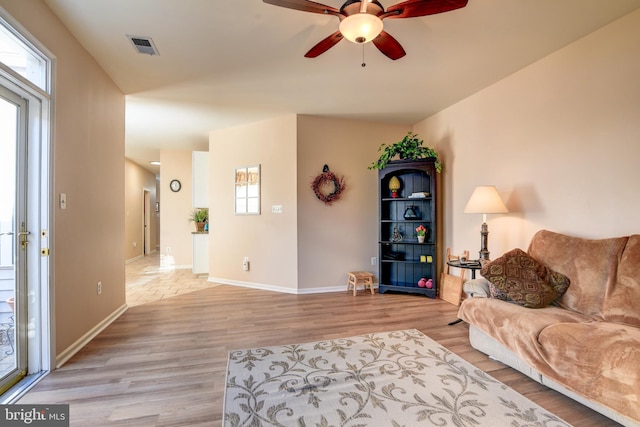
{"left": 458, "top": 230, "right": 640, "bottom": 427}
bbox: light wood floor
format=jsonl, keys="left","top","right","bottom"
{"left": 19, "top": 256, "right": 619, "bottom": 426}
{"left": 125, "top": 254, "right": 219, "bottom": 307}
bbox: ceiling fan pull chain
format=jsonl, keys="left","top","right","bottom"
{"left": 361, "top": 44, "right": 366, "bottom": 67}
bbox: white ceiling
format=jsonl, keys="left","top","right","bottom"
{"left": 42, "top": 0, "right": 640, "bottom": 174}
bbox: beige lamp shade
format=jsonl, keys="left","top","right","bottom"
{"left": 464, "top": 186, "right": 508, "bottom": 260}
{"left": 464, "top": 186, "right": 508, "bottom": 216}
{"left": 339, "top": 13, "right": 384, "bottom": 44}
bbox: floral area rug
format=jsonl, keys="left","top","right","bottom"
{"left": 224, "top": 329, "right": 572, "bottom": 426}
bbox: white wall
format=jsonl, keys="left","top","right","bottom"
{"left": 415, "top": 9, "right": 640, "bottom": 260}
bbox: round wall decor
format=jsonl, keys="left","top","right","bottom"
{"left": 170, "top": 179, "right": 182, "bottom": 192}
{"left": 311, "top": 165, "right": 346, "bottom": 206}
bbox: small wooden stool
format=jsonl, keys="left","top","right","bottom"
{"left": 347, "top": 271, "right": 375, "bottom": 296}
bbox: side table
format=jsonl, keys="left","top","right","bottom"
{"left": 445, "top": 259, "right": 482, "bottom": 280}
{"left": 446, "top": 259, "right": 483, "bottom": 325}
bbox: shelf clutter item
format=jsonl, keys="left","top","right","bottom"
{"left": 403, "top": 206, "right": 419, "bottom": 220}
{"left": 408, "top": 192, "right": 430, "bottom": 198}
{"left": 441, "top": 248, "right": 469, "bottom": 306}
{"left": 388, "top": 176, "right": 401, "bottom": 198}
{"left": 346, "top": 271, "right": 375, "bottom": 296}
{"left": 382, "top": 251, "right": 404, "bottom": 261}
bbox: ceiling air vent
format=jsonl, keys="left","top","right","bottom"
{"left": 127, "top": 35, "right": 159, "bottom": 55}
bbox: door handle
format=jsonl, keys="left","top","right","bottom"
{"left": 0, "top": 232, "right": 14, "bottom": 236}
{"left": 18, "top": 231, "right": 31, "bottom": 249}
{"left": 19, "top": 222, "right": 30, "bottom": 249}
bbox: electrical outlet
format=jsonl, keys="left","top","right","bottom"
{"left": 242, "top": 257, "right": 250, "bottom": 271}
{"left": 97, "top": 281, "right": 102, "bottom": 295}
{"left": 371, "top": 257, "right": 377, "bottom": 266}
{"left": 133, "top": 241, "right": 137, "bottom": 248}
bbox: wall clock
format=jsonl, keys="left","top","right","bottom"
{"left": 170, "top": 179, "right": 181, "bottom": 192}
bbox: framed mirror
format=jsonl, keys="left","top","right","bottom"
{"left": 235, "top": 165, "right": 260, "bottom": 214}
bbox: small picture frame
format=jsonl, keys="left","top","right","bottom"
{"left": 235, "top": 165, "right": 261, "bottom": 215}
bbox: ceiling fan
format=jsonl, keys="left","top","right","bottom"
{"left": 263, "top": 0, "right": 468, "bottom": 60}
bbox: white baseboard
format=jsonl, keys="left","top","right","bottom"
{"left": 126, "top": 251, "right": 158, "bottom": 264}
{"left": 125, "top": 255, "right": 144, "bottom": 264}
{"left": 55, "top": 304, "right": 128, "bottom": 369}
{"left": 208, "top": 277, "right": 377, "bottom": 295}
{"left": 158, "top": 264, "right": 192, "bottom": 271}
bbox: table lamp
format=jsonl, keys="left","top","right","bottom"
{"left": 464, "top": 186, "right": 508, "bottom": 261}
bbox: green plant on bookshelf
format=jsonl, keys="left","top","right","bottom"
{"left": 368, "top": 132, "right": 442, "bottom": 172}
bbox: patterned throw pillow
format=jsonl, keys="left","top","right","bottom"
{"left": 480, "top": 248, "right": 570, "bottom": 308}
{"left": 488, "top": 282, "right": 512, "bottom": 302}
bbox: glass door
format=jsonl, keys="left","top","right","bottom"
{"left": 0, "top": 86, "right": 27, "bottom": 393}
{"left": 0, "top": 11, "right": 52, "bottom": 400}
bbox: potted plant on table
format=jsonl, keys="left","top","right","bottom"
{"left": 189, "top": 208, "right": 208, "bottom": 232}
{"left": 368, "top": 132, "right": 443, "bottom": 172}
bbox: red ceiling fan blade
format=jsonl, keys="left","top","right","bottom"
{"left": 305, "top": 31, "right": 344, "bottom": 58}
{"left": 381, "top": 0, "right": 468, "bottom": 20}
{"left": 372, "top": 31, "right": 406, "bottom": 60}
{"left": 263, "top": 0, "right": 340, "bottom": 15}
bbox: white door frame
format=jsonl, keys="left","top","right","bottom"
{"left": 0, "top": 8, "right": 54, "bottom": 401}
{"left": 144, "top": 189, "right": 151, "bottom": 255}
{"left": 0, "top": 71, "right": 52, "bottom": 396}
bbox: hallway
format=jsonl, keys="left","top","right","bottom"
{"left": 125, "top": 254, "right": 218, "bottom": 307}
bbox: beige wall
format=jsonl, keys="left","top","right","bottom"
{"left": 414, "top": 9, "right": 640, "bottom": 261}
{"left": 124, "top": 159, "right": 158, "bottom": 261}
{"left": 0, "top": 1, "right": 126, "bottom": 355}
{"left": 4, "top": 0, "right": 639, "bottom": 364}
{"left": 159, "top": 150, "right": 193, "bottom": 268}
{"left": 209, "top": 115, "right": 410, "bottom": 292}
{"left": 297, "top": 116, "right": 410, "bottom": 290}
{"left": 209, "top": 115, "right": 298, "bottom": 291}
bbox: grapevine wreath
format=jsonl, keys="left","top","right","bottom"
{"left": 311, "top": 165, "right": 346, "bottom": 205}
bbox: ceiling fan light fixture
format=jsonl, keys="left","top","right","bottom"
{"left": 339, "top": 13, "right": 383, "bottom": 44}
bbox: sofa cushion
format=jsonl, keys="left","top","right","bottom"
{"left": 538, "top": 322, "right": 640, "bottom": 422}
{"left": 457, "top": 297, "right": 592, "bottom": 368}
{"left": 527, "top": 230, "right": 628, "bottom": 318}
{"left": 480, "top": 248, "right": 570, "bottom": 308}
{"left": 601, "top": 234, "right": 640, "bottom": 327}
